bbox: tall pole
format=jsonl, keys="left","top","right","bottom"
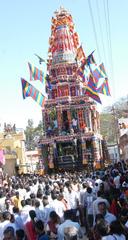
{"left": 112, "top": 106, "right": 120, "bottom": 163}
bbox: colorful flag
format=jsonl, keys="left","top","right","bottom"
{"left": 21, "top": 78, "right": 46, "bottom": 107}
{"left": 99, "top": 62, "right": 107, "bottom": 77}
{"left": 75, "top": 45, "right": 86, "bottom": 62}
{"left": 92, "top": 63, "right": 106, "bottom": 84}
{"left": 0, "top": 150, "right": 5, "bottom": 165}
{"left": 84, "top": 74, "right": 102, "bottom": 104}
{"left": 87, "top": 51, "right": 96, "bottom": 66}
{"left": 97, "top": 78, "right": 111, "bottom": 96}
{"left": 77, "top": 67, "right": 87, "bottom": 83}
{"left": 28, "top": 62, "right": 44, "bottom": 83}
{"left": 77, "top": 65, "right": 90, "bottom": 84}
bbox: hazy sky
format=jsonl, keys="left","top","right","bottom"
{"left": 0, "top": 0, "right": 128, "bottom": 129}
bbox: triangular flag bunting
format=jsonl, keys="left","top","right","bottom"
{"left": 77, "top": 67, "right": 87, "bottom": 83}
{"left": 97, "top": 78, "right": 111, "bottom": 96}
{"left": 21, "top": 78, "right": 46, "bottom": 107}
{"left": 92, "top": 62, "right": 107, "bottom": 85}
{"left": 87, "top": 51, "right": 96, "bottom": 66}
{"left": 84, "top": 74, "right": 102, "bottom": 104}
{"left": 75, "top": 45, "right": 86, "bottom": 62}
{"left": 28, "top": 62, "right": 44, "bottom": 83}
{"left": 99, "top": 62, "right": 107, "bottom": 77}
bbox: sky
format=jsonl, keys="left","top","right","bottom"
{"left": 0, "top": 0, "right": 128, "bottom": 129}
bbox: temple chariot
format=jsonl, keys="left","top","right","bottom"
{"left": 39, "top": 7, "right": 107, "bottom": 172}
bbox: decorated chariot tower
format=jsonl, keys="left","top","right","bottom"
{"left": 40, "top": 7, "right": 106, "bottom": 172}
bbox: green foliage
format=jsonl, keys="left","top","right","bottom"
{"left": 25, "top": 119, "right": 43, "bottom": 150}
{"left": 100, "top": 113, "right": 116, "bottom": 144}
{"left": 100, "top": 95, "right": 128, "bottom": 144}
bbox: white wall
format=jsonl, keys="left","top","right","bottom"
{"left": 123, "top": 144, "right": 128, "bottom": 161}
{"left": 108, "top": 145, "right": 120, "bottom": 163}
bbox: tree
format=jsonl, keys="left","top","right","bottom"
{"left": 100, "top": 95, "right": 128, "bottom": 144}
{"left": 25, "top": 119, "right": 44, "bottom": 150}
{"left": 25, "top": 119, "right": 35, "bottom": 150}
{"left": 100, "top": 113, "right": 116, "bottom": 144}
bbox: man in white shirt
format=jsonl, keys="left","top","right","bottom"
{"left": 20, "top": 199, "right": 34, "bottom": 224}
{"left": 98, "top": 202, "right": 116, "bottom": 225}
{"left": 0, "top": 211, "right": 17, "bottom": 239}
{"left": 114, "top": 172, "right": 121, "bottom": 189}
{"left": 64, "top": 186, "right": 78, "bottom": 211}
{"left": 50, "top": 193, "right": 65, "bottom": 221}
{"left": 95, "top": 176, "right": 103, "bottom": 190}
{"left": 13, "top": 207, "right": 24, "bottom": 230}
{"left": 0, "top": 193, "right": 6, "bottom": 212}
{"left": 84, "top": 187, "right": 96, "bottom": 230}
{"left": 42, "top": 196, "right": 54, "bottom": 225}
{"left": 93, "top": 190, "right": 110, "bottom": 221}
{"left": 57, "top": 210, "right": 82, "bottom": 240}
{"left": 18, "top": 185, "right": 26, "bottom": 200}
{"left": 80, "top": 182, "right": 87, "bottom": 207}
{"left": 34, "top": 199, "right": 45, "bottom": 222}
{"left": 72, "top": 118, "right": 77, "bottom": 132}
{"left": 0, "top": 211, "right": 11, "bottom": 239}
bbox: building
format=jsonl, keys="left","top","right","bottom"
{"left": 118, "top": 118, "right": 128, "bottom": 164}
{"left": 107, "top": 144, "right": 120, "bottom": 164}
{"left": 25, "top": 149, "right": 43, "bottom": 173}
{"left": 40, "top": 7, "right": 105, "bottom": 172}
{"left": 0, "top": 125, "right": 26, "bottom": 175}
{"left": 120, "top": 131, "right": 128, "bottom": 163}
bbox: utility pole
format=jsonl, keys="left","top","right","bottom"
{"left": 111, "top": 106, "right": 120, "bottom": 163}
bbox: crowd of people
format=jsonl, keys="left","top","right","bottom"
{"left": 0, "top": 162, "right": 128, "bottom": 240}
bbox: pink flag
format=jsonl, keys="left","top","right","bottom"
{"left": 0, "top": 150, "right": 5, "bottom": 165}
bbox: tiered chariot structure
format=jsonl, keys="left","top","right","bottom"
{"left": 40, "top": 7, "right": 105, "bottom": 172}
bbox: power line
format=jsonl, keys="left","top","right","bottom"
{"left": 106, "top": 0, "right": 114, "bottom": 84}
{"left": 103, "top": 0, "right": 115, "bottom": 99}
{"left": 88, "top": 0, "right": 101, "bottom": 62}
{"left": 96, "top": 0, "right": 107, "bottom": 66}
{"left": 103, "top": 0, "right": 110, "bottom": 64}
{"left": 103, "top": 1, "right": 114, "bottom": 84}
